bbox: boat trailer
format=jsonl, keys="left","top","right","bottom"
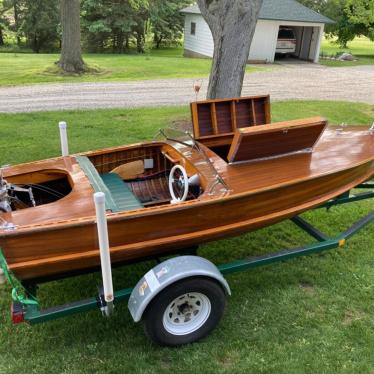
{"left": 1, "top": 180, "right": 373, "bottom": 346}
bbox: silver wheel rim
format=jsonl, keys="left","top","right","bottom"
{"left": 162, "top": 292, "right": 211, "bottom": 336}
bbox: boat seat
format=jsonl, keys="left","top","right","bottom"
{"left": 76, "top": 155, "right": 143, "bottom": 212}
{"left": 100, "top": 173, "right": 144, "bottom": 212}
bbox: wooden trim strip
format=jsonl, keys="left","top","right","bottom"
{"left": 211, "top": 103, "right": 219, "bottom": 135}
{"left": 238, "top": 116, "right": 326, "bottom": 135}
{"left": 230, "top": 101, "right": 237, "bottom": 131}
{"left": 190, "top": 102, "right": 200, "bottom": 138}
{"left": 227, "top": 132, "right": 243, "bottom": 162}
{"left": 251, "top": 99, "right": 257, "bottom": 126}
{"left": 192, "top": 95, "right": 270, "bottom": 105}
{"left": 265, "top": 96, "right": 271, "bottom": 124}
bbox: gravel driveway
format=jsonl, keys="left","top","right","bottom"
{"left": 0, "top": 64, "right": 373, "bottom": 113}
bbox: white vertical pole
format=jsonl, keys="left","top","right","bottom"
{"left": 94, "top": 192, "right": 114, "bottom": 316}
{"left": 59, "top": 121, "right": 69, "bottom": 157}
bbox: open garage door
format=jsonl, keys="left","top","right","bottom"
{"left": 298, "top": 26, "right": 320, "bottom": 61}
{"left": 275, "top": 25, "right": 322, "bottom": 63}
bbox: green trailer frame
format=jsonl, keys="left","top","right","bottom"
{"left": 1, "top": 180, "right": 373, "bottom": 325}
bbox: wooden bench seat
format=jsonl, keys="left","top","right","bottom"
{"left": 100, "top": 173, "right": 144, "bottom": 212}
{"left": 76, "top": 155, "right": 144, "bottom": 212}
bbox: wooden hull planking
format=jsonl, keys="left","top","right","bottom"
{"left": 4, "top": 159, "right": 373, "bottom": 281}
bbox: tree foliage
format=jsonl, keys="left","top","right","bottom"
{"left": 0, "top": 0, "right": 14, "bottom": 45}
{"left": 1, "top": 0, "right": 191, "bottom": 52}
{"left": 1, "top": 0, "right": 372, "bottom": 53}
{"left": 149, "top": 0, "right": 191, "bottom": 48}
{"left": 82, "top": 0, "right": 148, "bottom": 53}
{"left": 345, "top": 0, "right": 374, "bottom": 40}
{"left": 81, "top": 0, "right": 191, "bottom": 52}
{"left": 19, "top": 0, "right": 59, "bottom": 52}
{"left": 0, "top": 0, "right": 59, "bottom": 51}
{"left": 298, "top": 0, "right": 374, "bottom": 47}
{"left": 82, "top": 0, "right": 134, "bottom": 52}
{"left": 296, "top": 0, "right": 326, "bottom": 11}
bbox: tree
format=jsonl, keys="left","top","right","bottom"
{"left": 299, "top": 0, "right": 374, "bottom": 48}
{"left": 345, "top": 0, "right": 374, "bottom": 40}
{"left": 59, "top": 0, "right": 86, "bottom": 73}
{"left": 130, "top": 0, "right": 149, "bottom": 53}
{"left": 0, "top": 0, "right": 20, "bottom": 46}
{"left": 12, "top": 0, "right": 21, "bottom": 44}
{"left": 149, "top": 0, "right": 191, "bottom": 48}
{"left": 19, "top": 0, "right": 59, "bottom": 52}
{"left": 81, "top": 0, "right": 149, "bottom": 53}
{"left": 82, "top": 0, "right": 136, "bottom": 53}
{"left": 297, "top": 0, "right": 327, "bottom": 12}
{"left": 322, "top": 0, "right": 374, "bottom": 48}
{"left": 197, "top": 0, "right": 263, "bottom": 99}
{"left": 0, "top": 0, "right": 11, "bottom": 45}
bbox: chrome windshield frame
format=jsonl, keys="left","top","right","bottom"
{"left": 154, "top": 128, "right": 230, "bottom": 195}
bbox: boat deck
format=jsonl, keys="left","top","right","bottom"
{"left": 212, "top": 127, "right": 374, "bottom": 194}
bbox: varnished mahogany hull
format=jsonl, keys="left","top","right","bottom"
{"left": 3, "top": 160, "right": 373, "bottom": 281}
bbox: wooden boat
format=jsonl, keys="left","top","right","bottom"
{"left": 0, "top": 96, "right": 373, "bottom": 282}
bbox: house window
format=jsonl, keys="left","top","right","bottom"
{"left": 191, "top": 22, "right": 196, "bottom": 36}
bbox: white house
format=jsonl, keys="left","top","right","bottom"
{"left": 181, "top": 0, "right": 334, "bottom": 63}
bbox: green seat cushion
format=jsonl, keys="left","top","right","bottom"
{"left": 76, "top": 155, "right": 143, "bottom": 212}
{"left": 100, "top": 173, "right": 143, "bottom": 212}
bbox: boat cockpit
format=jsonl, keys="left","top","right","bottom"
{"left": 0, "top": 130, "right": 223, "bottom": 217}
{"left": 77, "top": 143, "right": 205, "bottom": 212}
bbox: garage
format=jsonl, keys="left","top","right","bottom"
{"left": 275, "top": 24, "right": 323, "bottom": 62}
{"left": 181, "top": 0, "right": 334, "bottom": 64}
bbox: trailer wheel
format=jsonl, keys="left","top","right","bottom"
{"left": 143, "top": 277, "right": 226, "bottom": 346}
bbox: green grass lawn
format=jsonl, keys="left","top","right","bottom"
{"left": 0, "top": 48, "right": 259, "bottom": 87}
{"left": 0, "top": 101, "right": 373, "bottom": 373}
{"left": 1, "top": 36, "right": 372, "bottom": 87}
{"left": 320, "top": 36, "right": 374, "bottom": 67}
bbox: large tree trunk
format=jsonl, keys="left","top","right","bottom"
{"left": 197, "top": 0, "right": 263, "bottom": 99}
{"left": 58, "top": 0, "right": 86, "bottom": 73}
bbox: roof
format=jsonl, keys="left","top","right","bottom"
{"left": 181, "top": 0, "right": 334, "bottom": 24}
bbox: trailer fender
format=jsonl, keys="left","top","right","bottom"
{"left": 128, "top": 256, "right": 231, "bottom": 322}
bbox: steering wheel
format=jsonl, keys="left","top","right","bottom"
{"left": 169, "top": 165, "right": 189, "bottom": 203}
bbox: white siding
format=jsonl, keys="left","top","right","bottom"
{"left": 184, "top": 14, "right": 214, "bottom": 57}
{"left": 183, "top": 15, "right": 325, "bottom": 63}
{"left": 249, "top": 20, "right": 279, "bottom": 62}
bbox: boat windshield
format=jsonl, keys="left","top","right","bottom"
{"left": 154, "top": 128, "right": 230, "bottom": 195}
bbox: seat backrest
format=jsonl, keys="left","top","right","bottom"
{"left": 227, "top": 117, "right": 327, "bottom": 163}
{"left": 191, "top": 95, "right": 271, "bottom": 148}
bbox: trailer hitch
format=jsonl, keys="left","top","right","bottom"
{"left": 0, "top": 248, "right": 39, "bottom": 318}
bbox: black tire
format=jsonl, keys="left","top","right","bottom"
{"left": 143, "top": 277, "right": 226, "bottom": 346}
